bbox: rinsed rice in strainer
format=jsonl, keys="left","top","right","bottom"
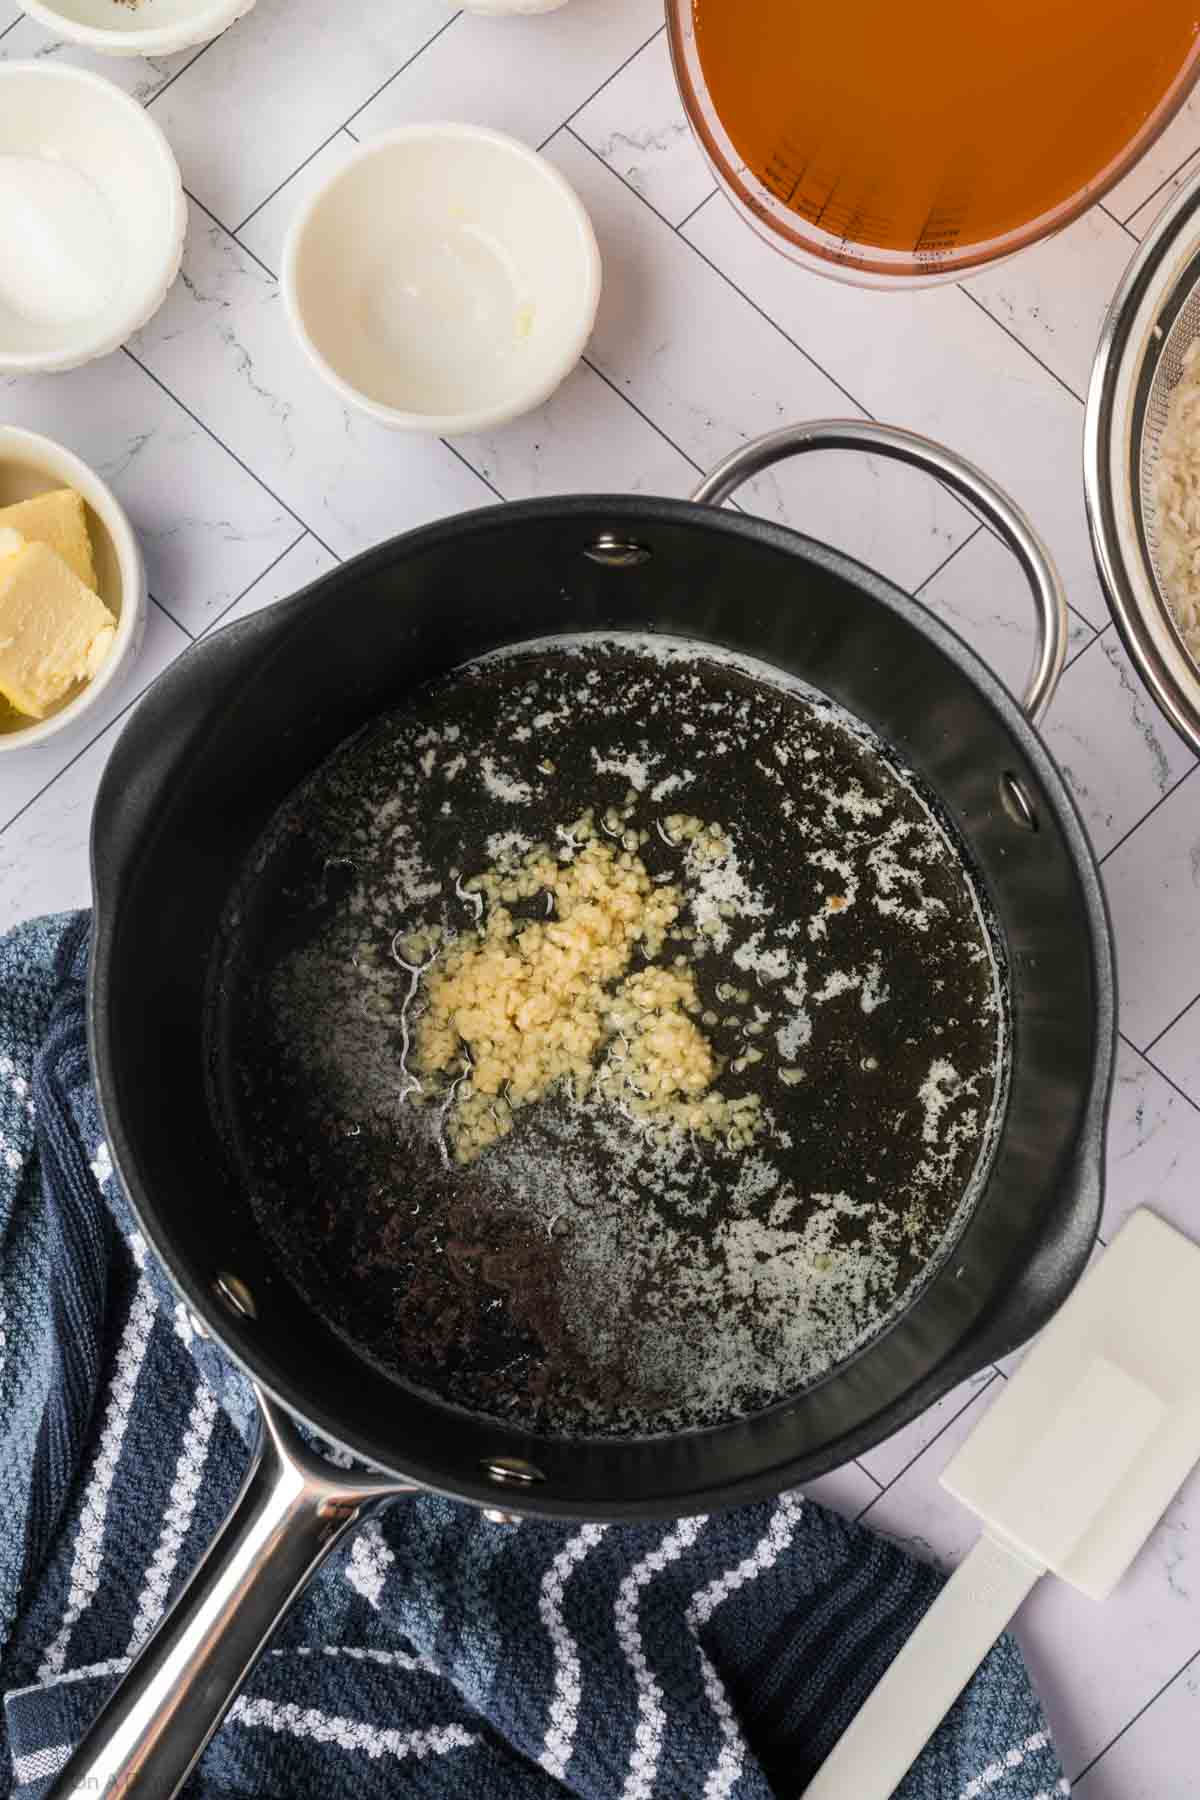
{"left": 1154, "top": 334, "right": 1200, "bottom": 664}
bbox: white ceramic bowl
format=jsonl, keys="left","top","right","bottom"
{"left": 0, "top": 426, "right": 146, "bottom": 752}
{"left": 0, "top": 63, "right": 185, "bottom": 372}
{"left": 20, "top": 0, "right": 253, "bottom": 58}
{"left": 282, "top": 123, "right": 602, "bottom": 434}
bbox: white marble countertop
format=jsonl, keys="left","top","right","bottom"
{"left": 3, "top": 3, "right": 1200, "bottom": 1792}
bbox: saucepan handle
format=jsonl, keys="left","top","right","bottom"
{"left": 691, "top": 420, "right": 1068, "bottom": 724}
{"left": 46, "top": 1388, "right": 414, "bottom": 1800}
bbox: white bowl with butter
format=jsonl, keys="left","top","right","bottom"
{"left": 0, "top": 427, "right": 146, "bottom": 751}
{"left": 281, "top": 123, "right": 602, "bottom": 434}
{"left": 0, "top": 64, "right": 185, "bottom": 373}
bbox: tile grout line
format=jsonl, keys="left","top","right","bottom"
{"left": 1098, "top": 200, "right": 1140, "bottom": 244}
{"left": 185, "top": 187, "right": 276, "bottom": 283}
{"left": 914, "top": 523, "right": 1099, "bottom": 657}
{"left": 1048, "top": 612, "right": 1106, "bottom": 674}
{"left": 853, "top": 1459, "right": 884, "bottom": 1492}
{"left": 121, "top": 345, "right": 342, "bottom": 562}
{"left": 176, "top": 8, "right": 464, "bottom": 245}
{"left": 1073, "top": 1644, "right": 1200, "bottom": 1785}
{"left": 234, "top": 126, "right": 357, "bottom": 239}
{"left": 563, "top": 127, "right": 881, "bottom": 430}
{"left": 1117, "top": 148, "right": 1200, "bottom": 230}
{"left": 536, "top": 21, "right": 667, "bottom": 153}
{"left": 675, "top": 189, "right": 720, "bottom": 235}
{"left": 913, "top": 522, "right": 985, "bottom": 596}
{"left": 858, "top": 1372, "right": 1001, "bottom": 1505}
{"left": 581, "top": 353, "right": 707, "bottom": 475}
{"left": 145, "top": 588, "right": 193, "bottom": 642}
{"left": 1099, "top": 757, "right": 1198, "bottom": 868}
{"left": 145, "top": 35, "right": 217, "bottom": 110}
{"left": 442, "top": 442, "right": 505, "bottom": 503}
{"left": 197, "top": 527, "right": 311, "bottom": 638}
{"left": 343, "top": 7, "right": 466, "bottom": 134}
{"left": 1065, "top": 611, "right": 1104, "bottom": 665}
{"left": 1142, "top": 978, "right": 1200, "bottom": 1056}
{"left": 673, "top": 204, "right": 888, "bottom": 425}
{"left": 1123, "top": 1027, "right": 1200, "bottom": 1118}
{"left": 957, "top": 286, "right": 1084, "bottom": 406}
{"left": 149, "top": 592, "right": 192, "bottom": 638}
{"left": 235, "top": 11, "right": 467, "bottom": 239}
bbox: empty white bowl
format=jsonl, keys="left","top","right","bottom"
{"left": 19, "top": 0, "right": 253, "bottom": 57}
{"left": 0, "top": 63, "right": 185, "bottom": 372}
{"left": 282, "top": 123, "right": 602, "bottom": 434}
{"left": 0, "top": 426, "right": 146, "bottom": 752}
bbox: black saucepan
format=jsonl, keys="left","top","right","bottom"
{"left": 54, "top": 423, "right": 1116, "bottom": 1798}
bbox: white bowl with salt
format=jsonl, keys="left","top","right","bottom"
{"left": 0, "top": 63, "right": 185, "bottom": 373}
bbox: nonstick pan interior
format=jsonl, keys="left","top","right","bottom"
{"left": 210, "top": 634, "right": 1007, "bottom": 1440}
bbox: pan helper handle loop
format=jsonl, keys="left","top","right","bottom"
{"left": 691, "top": 420, "right": 1068, "bottom": 725}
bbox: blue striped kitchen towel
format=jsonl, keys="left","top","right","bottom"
{"left": 0, "top": 912, "right": 1067, "bottom": 1800}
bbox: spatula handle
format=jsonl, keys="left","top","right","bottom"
{"left": 803, "top": 1531, "right": 1044, "bottom": 1800}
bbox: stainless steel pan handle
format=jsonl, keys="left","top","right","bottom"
{"left": 691, "top": 420, "right": 1069, "bottom": 724}
{"left": 46, "top": 1389, "right": 415, "bottom": 1800}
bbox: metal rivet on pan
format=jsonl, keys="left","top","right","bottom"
{"left": 482, "top": 1456, "right": 546, "bottom": 1488}
{"left": 188, "top": 1311, "right": 210, "bottom": 1340}
{"left": 998, "top": 772, "right": 1038, "bottom": 832}
{"left": 213, "top": 1271, "right": 258, "bottom": 1320}
{"left": 484, "top": 1509, "right": 521, "bottom": 1525}
{"left": 583, "top": 533, "right": 652, "bottom": 568}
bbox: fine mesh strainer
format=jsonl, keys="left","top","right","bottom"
{"left": 1086, "top": 166, "right": 1200, "bottom": 755}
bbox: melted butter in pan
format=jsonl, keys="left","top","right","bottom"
{"left": 211, "top": 636, "right": 1007, "bottom": 1437}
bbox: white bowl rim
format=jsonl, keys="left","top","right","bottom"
{"left": 0, "top": 62, "right": 186, "bottom": 372}
{"left": 18, "top": 0, "right": 254, "bottom": 58}
{"left": 281, "top": 121, "right": 603, "bottom": 436}
{"left": 0, "top": 424, "right": 147, "bottom": 753}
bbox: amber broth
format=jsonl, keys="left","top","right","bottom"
{"left": 693, "top": 0, "right": 1200, "bottom": 258}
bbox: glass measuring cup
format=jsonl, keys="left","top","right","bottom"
{"left": 667, "top": 0, "right": 1200, "bottom": 287}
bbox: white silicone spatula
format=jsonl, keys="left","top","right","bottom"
{"left": 805, "top": 1207, "right": 1200, "bottom": 1799}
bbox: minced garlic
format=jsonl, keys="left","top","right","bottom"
{"left": 411, "top": 813, "right": 763, "bottom": 1162}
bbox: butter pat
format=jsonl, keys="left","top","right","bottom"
{"left": 0, "top": 489, "right": 97, "bottom": 589}
{"left": 0, "top": 542, "right": 116, "bottom": 717}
